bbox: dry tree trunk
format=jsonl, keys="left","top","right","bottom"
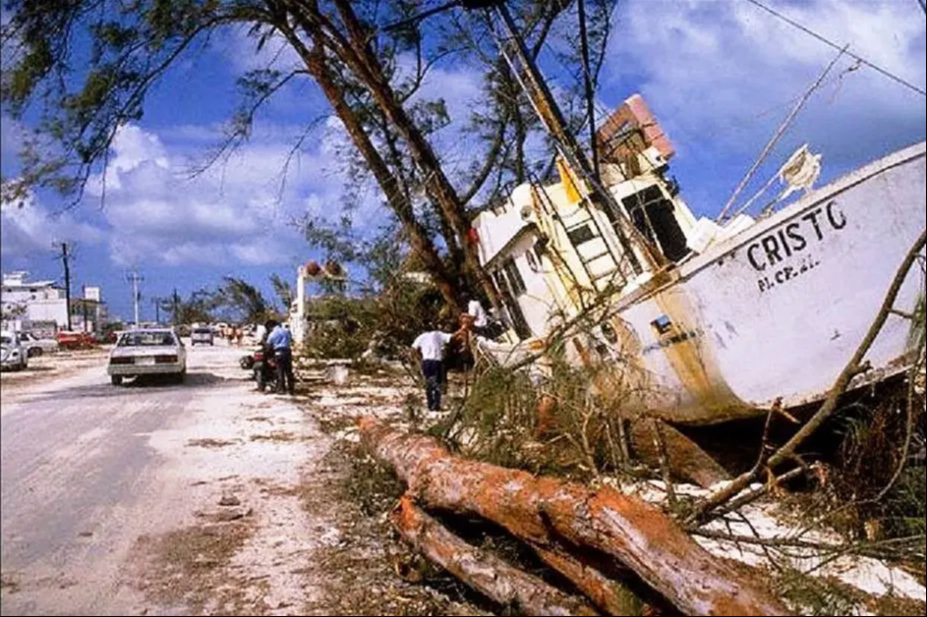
{"left": 391, "top": 496, "right": 600, "bottom": 616}
{"left": 361, "top": 418, "right": 792, "bottom": 616}
{"left": 528, "top": 542, "right": 645, "bottom": 616}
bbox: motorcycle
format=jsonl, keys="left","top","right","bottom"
{"left": 252, "top": 345, "right": 279, "bottom": 392}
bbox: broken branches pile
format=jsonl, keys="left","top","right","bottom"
{"left": 362, "top": 417, "right": 792, "bottom": 616}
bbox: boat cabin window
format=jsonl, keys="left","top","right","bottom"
{"left": 502, "top": 257, "right": 527, "bottom": 296}
{"left": 622, "top": 186, "right": 690, "bottom": 263}
{"left": 493, "top": 259, "right": 532, "bottom": 340}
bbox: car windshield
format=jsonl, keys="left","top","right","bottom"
{"left": 194, "top": 328, "right": 211, "bottom": 334}
{"left": 1, "top": 335, "right": 13, "bottom": 346}
{"left": 118, "top": 331, "right": 177, "bottom": 347}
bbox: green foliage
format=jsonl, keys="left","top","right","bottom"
{"left": 159, "top": 287, "right": 216, "bottom": 325}
{"left": 301, "top": 275, "right": 449, "bottom": 361}
{"left": 912, "top": 293, "right": 925, "bottom": 351}
{"left": 303, "top": 294, "right": 378, "bottom": 360}
{"left": 439, "top": 342, "right": 636, "bottom": 480}
{"left": 270, "top": 273, "right": 294, "bottom": 313}
{"left": 212, "top": 276, "right": 275, "bottom": 324}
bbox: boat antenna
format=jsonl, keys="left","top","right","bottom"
{"left": 746, "top": 0, "right": 925, "bottom": 97}
{"left": 577, "top": 0, "right": 601, "bottom": 180}
{"left": 717, "top": 45, "right": 849, "bottom": 223}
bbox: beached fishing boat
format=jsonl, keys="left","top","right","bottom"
{"left": 471, "top": 95, "right": 926, "bottom": 425}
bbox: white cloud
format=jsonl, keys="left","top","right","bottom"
{"left": 606, "top": 0, "right": 926, "bottom": 177}
{"left": 224, "top": 24, "right": 304, "bottom": 74}
{"left": 1, "top": 190, "right": 104, "bottom": 259}
{"left": 1, "top": 114, "right": 25, "bottom": 164}
{"left": 90, "top": 123, "right": 343, "bottom": 268}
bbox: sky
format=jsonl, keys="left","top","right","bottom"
{"left": 2, "top": 0, "right": 925, "bottom": 323}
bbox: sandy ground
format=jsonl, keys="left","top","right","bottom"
{"left": 1, "top": 342, "right": 480, "bottom": 616}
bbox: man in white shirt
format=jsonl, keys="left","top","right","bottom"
{"left": 467, "top": 297, "right": 488, "bottom": 329}
{"left": 411, "top": 326, "right": 456, "bottom": 411}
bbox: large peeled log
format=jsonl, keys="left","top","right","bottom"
{"left": 528, "top": 542, "right": 644, "bottom": 616}
{"left": 391, "top": 496, "right": 600, "bottom": 616}
{"left": 361, "top": 418, "right": 791, "bottom": 617}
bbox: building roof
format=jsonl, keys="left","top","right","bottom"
{"left": 2, "top": 272, "right": 59, "bottom": 289}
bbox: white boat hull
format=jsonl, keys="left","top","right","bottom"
{"left": 613, "top": 143, "right": 926, "bottom": 424}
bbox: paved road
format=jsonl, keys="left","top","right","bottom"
{"left": 0, "top": 342, "right": 263, "bottom": 616}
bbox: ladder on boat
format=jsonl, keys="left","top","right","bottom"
{"left": 530, "top": 172, "right": 633, "bottom": 294}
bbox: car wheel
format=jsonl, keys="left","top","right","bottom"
{"left": 111, "top": 375, "right": 123, "bottom": 386}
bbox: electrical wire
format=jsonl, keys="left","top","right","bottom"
{"left": 745, "top": 0, "right": 926, "bottom": 97}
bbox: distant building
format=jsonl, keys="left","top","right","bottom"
{"left": 1, "top": 272, "right": 108, "bottom": 334}
{"left": 1, "top": 271, "right": 69, "bottom": 332}
{"left": 71, "top": 286, "right": 108, "bottom": 333}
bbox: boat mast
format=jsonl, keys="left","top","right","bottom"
{"left": 487, "top": 3, "right": 656, "bottom": 274}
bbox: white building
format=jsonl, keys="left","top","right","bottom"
{"left": 1, "top": 271, "right": 69, "bottom": 332}
{"left": 71, "top": 286, "right": 108, "bottom": 333}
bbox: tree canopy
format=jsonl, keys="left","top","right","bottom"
{"left": 1, "top": 0, "right": 617, "bottom": 310}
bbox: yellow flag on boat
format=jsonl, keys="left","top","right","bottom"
{"left": 556, "top": 157, "right": 583, "bottom": 204}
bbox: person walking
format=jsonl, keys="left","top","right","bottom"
{"left": 266, "top": 319, "right": 296, "bottom": 395}
{"left": 411, "top": 324, "right": 459, "bottom": 412}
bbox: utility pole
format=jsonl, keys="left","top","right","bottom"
{"left": 57, "top": 242, "right": 73, "bottom": 331}
{"left": 151, "top": 297, "right": 164, "bottom": 324}
{"left": 172, "top": 288, "right": 181, "bottom": 326}
{"left": 127, "top": 269, "right": 143, "bottom": 328}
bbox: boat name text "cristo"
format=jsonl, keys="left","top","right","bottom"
{"left": 747, "top": 200, "right": 847, "bottom": 293}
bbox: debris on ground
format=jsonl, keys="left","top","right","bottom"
{"left": 294, "top": 363, "right": 925, "bottom": 617}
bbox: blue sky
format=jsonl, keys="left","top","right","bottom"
{"left": 2, "top": 0, "right": 925, "bottom": 322}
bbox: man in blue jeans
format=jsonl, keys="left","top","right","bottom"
{"left": 266, "top": 319, "right": 295, "bottom": 395}
{"left": 412, "top": 325, "right": 458, "bottom": 412}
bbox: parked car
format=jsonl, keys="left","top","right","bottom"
{"left": 108, "top": 328, "right": 187, "bottom": 385}
{"left": 56, "top": 330, "right": 95, "bottom": 350}
{"left": 191, "top": 327, "right": 215, "bottom": 346}
{"left": 20, "top": 331, "right": 59, "bottom": 357}
{"left": 1, "top": 331, "right": 29, "bottom": 371}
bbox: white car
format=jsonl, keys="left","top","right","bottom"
{"left": 1, "top": 331, "right": 28, "bottom": 371}
{"left": 190, "top": 327, "right": 214, "bottom": 346}
{"left": 108, "top": 328, "right": 187, "bottom": 385}
{"left": 21, "top": 331, "right": 59, "bottom": 357}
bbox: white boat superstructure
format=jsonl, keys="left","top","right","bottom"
{"left": 472, "top": 96, "right": 926, "bottom": 425}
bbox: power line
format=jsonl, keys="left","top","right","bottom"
{"left": 746, "top": 0, "right": 926, "bottom": 97}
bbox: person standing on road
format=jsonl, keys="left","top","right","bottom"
{"left": 266, "top": 319, "right": 296, "bottom": 395}
{"left": 411, "top": 324, "right": 460, "bottom": 412}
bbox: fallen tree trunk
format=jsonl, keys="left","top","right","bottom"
{"left": 362, "top": 418, "right": 791, "bottom": 616}
{"left": 391, "top": 496, "right": 600, "bottom": 616}
{"left": 528, "top": 542, "right": 644, "bottom": 616}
